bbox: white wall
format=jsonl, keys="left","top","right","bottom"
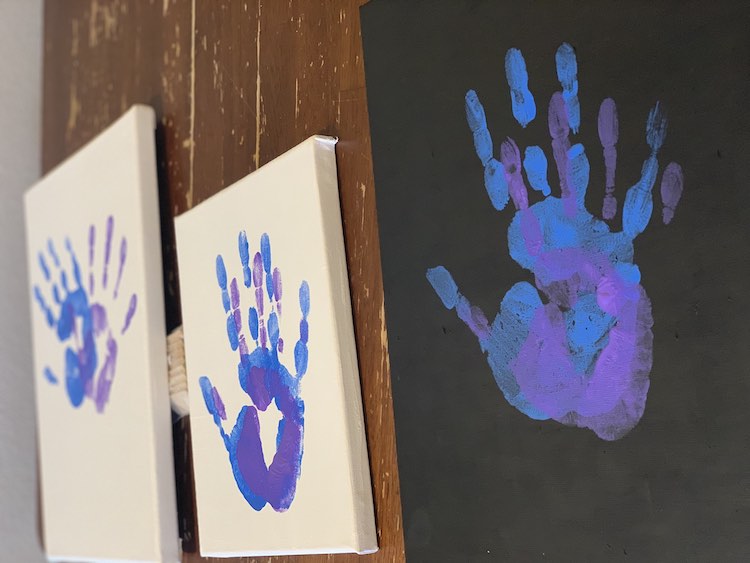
{"left": 0, "top": 0, "right": 46, "bottom": 561}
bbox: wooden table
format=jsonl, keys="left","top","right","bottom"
{"left": 42, "top": 2, "right": 405, "bottom": 561}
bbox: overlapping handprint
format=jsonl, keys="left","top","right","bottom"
{"left": 427, "top": 43, "right": 684, "bottom": 441}
{"left": 200, "top": 231, "right": 310, "bottom": 511}
{"left": 32, "top": 216, "right": 138, "bottom": 412}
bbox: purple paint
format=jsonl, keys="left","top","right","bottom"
{"left": 113, "top": 237, "right": 127, "bottom": 299}
{"left": 121, "top": 294, "right": 137, "bottom": 335}
{"left": 660, "top": 162, "right": 684, "bottom": 224}
{"left": 428, "top": 42, "right": 685, "bottom": 441}
{"left": 88, "top": 224, "right": 95, "bottom": 295}
{"left": 201, "top": 232, "right": 310, "bottom": 511}
{"left": 548, "top": 92, "right": 575, "bottom": 216}
{"left": 33, "top": 215, "right": 138, "bottom": 413}
{"left": 598, "top": 98, "right": 619, "bottom": 220}
{"left": 102, "top": 215, "right": 114, "bottom": 289}
{"left": 499, "top": 137, "right": 529, "bottom": 210}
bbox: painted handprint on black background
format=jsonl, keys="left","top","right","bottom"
{"left": 200, "top": 231, "right": 310, "bottom": 511}
{"left": 428, "top": 43, "right": 684, "bottom": 440}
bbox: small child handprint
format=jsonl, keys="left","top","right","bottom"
{"left": 33, "top": 215, "right": 138, "bottom": 412}
{"left": 199, "top": 231, "right": 310, "bottom": 511}
{"left": 427, "top": 43, "right": 684, "bottom": 441}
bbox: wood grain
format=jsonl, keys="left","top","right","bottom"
{"left": 42, "top": 1, "right": 404, "bottom": 561}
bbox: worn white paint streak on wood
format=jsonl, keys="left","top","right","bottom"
{"left": 187, "top": 0, "right": 196, "bottom": 208}
{"left": 253, "top": 0, "right": 262, "bottom": 169}
{"left": 295, "top": 77, "right": 299, "bottom": 120}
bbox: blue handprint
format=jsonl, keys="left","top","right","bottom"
{"left": 199, "top": 231, "right": 310, "bottom": 511}
{"left": 33, "top": 215, "right": 138, "bottom": 412}
{"left": 427, "top": 43, "right": 685, "bottom": 441}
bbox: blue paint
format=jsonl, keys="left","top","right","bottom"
{"left": 249, "top": 307, "right": 259, "bottom": 341}
{"left": 238, "top": 230, "right": 252, "bottom": 288}
{"left": 43, "top": 367, "right": 58, "bottom": 384}
{"left": 483, "top": 158, "right": 509, "bottom": 211}
{"left": 268, "top": 312, "right": 279, "bottom": 348}
{"left": 294, "top": 339, "right": 309, "bottom": 377}
{"left": 646, "top": 102, "right": 667, "bottom": 151}
{"left": 565, "top": 293, "right": 614, "bottom": 373}
{"left": 201, "top": 232, "right": 310, "bottom": 511}
{"left": 227, "top": 315, "right": 240, "bottom": 350}
{"left": 523, "top": 146, "right": 551, "bottom": 196}
{"left": 426, "top": 266, "right": 459, "bottom": 309}
{"left": 505, "top": 48, "right": 536, "bottom": 127}
{"left": 216, "top": 255, "right": 230, "bottom": 312}
{"left": 465, "top": 90, "right": 492, "bottom": 164}
{"left": 428, "top": 43, "right": 683, "bottom": 440}
{"left": 47, "top": 239, "right": 59, "bottom": 267}
{"left": 622, "top": 103, "right": 667, "bottom": 239}
{"left": 299, "top": 281, "right": 310, "bottom": 318}
{"left": 34, "top": 286, "right": 55, "bottom": 327}
{"left": 33, "top": 217, "right": 138, "bottom": 412}
{"left": 261, "top": 233, "right": 274, "bottom": 299}
{"left": 465, "top": 90, "right": 510, "bottom": 211}
{"left": 568, "top": 143, "right": 590, "bottom": 209}
{"left": 555, "top": 42, "right": 580, "bottom": 133}
{"left": 38, "top": 253, "right": 50, "bottom": 281}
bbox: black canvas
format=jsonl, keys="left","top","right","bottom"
{"left": 361, "top": 1, "right": 750, "bottom": 561}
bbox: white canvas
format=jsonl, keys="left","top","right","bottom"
{"left": 175, "top": 136, "right": 377, "bottom": 557}
{"left": 24, "top": 106, "right": 179, "bottom": 563}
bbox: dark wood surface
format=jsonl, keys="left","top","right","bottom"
{"left": 42, "top": 1, "right": 404, "bottom": 561}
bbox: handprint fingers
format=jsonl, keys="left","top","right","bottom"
{"left": 465, "top": 90, "right": 510, "bottom": 211}
{"left": 598, "top": 98, "right": 619, "bottom": 219}
{"left": 555, "top": 43, "right": 580, "bottom": 134}
{"left": 523, "top": 146, "right": 551, "bottom": 196}
{"left": 199, "top": 376, "right": 230, "bottom": 449}
{"left": 622, "top": 103, "right": 667, "bottom": 239}
{"left": 294, "top": 281, "right": 310, "bottom": 378}
{"left": 34, "top": 286, "right": 56, "bottom": 328}
{"left": 113, "top": 237, "right": 127, "bottom": 299}
{"left": 426, "top": 266, "right": 491, "bottom": 343}
{"left": 500, "top": 138, "right": 529, "bottom": 210}
{"left": 505, "top": 48, "right": 536, "bottom": 128}
{"left": 660, "top": 162, "right": 684, "bottom": 225}
{"left": 93, "top": 336, "right": 117, "bottom": 413}
{"left": 101, "top": 215, "right": 114, "bottom": 290}
{"left": 548, "top": 92, "right": 573, "bottom": 205}
{"left": 88, "top": 225, "right": 95, "bottom": 294}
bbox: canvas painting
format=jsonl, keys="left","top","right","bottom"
{"left": 362, "top": 1, "right": 750, "bottom": 560}
{"left": 24, "top": 106, "right": 178, "bottom": 562}
{"left": 175, "top": 136, "right": 376, "bottom": 557}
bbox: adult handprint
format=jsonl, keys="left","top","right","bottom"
{"left": 32, "top": 216, "right": 138, "bottom": 412}
{"left": 199, "top": 231, "right": 310, "bottom": 511}
{"left": 427, "top": 43, "right": 684, "bottom": 441}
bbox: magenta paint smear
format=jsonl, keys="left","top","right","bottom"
{"left": 201, "top": 232, "right": 310, "bottom": 511}
{"left": 32, "top": 215, "right": 138, "bottom": 413}
{"left": 428, "top": 42, "right": 685, "bottom": 441}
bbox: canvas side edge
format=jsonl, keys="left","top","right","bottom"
{"left": 311, "top": 137, "right": 378, "bottom": 553}
{"left": 131, "top": 106, "right": 181, "bottom": 563}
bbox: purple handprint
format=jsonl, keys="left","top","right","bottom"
{"left": 33, "top": 215, "right": 137, "bottom": 412}
{"left": 200, "top": 231, "right": 310, "bottom": 511}
{"left": 427, "top": 43, "right": 684, "bottom": 441}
